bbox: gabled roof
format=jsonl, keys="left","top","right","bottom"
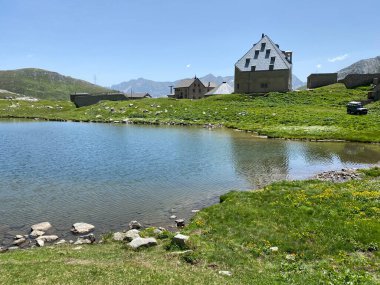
{"left": 175, "top": 78, "right": 217, "bottom": 88}
{"left": 127, "top": 92, "right": 151, "bottom": 98}
{"left": 205, "top": 82, "right": 234, "bottom": 95}
{"left": 235, "top": 34, "right": 292, "bottom": 72}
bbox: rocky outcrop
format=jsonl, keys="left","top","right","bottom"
{"left": 128, "top": 221, "right": 142, "bottom": 230}
{"left": 314, "top": 168, "right": 361, "bottom": 183}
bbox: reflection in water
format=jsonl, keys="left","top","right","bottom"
{"left": 0, "top": 120, "right": 380, "bottom": 246}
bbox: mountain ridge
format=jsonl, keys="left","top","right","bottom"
{"left": 338, "top": 56, "right": 380, "bottom": 79}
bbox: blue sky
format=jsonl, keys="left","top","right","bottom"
{"left": 1, "top": 0, "right": 379, "bottom": 86}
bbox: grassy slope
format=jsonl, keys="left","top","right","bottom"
{"left": 0, "top": 83, "right": 379, "bottom": 142}
{"left": 0, "top": 68, "right": 112, "bottom": 100}
{"left": 1, "top": 168, "right": 379, "bottom": 284}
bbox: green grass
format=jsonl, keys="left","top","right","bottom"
{"left": 0, "top": 68, "right": 113, "bottom": 100}
{"left": 1, "top": 169, "right": 379, "bottom": 284}
{"left": 0, "top": 83, "right": 380, "bottom": 142}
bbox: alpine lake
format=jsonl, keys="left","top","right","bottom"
{"left": 1, "top": 120, "right": 380, "bottom": 246}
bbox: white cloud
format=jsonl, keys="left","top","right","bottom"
{"left": 186, "top": 64, "right": 191, "bottom": 68}
{"left": 316, "top": 64, "right": 322, "bottom": 69}
{"left": 328, "top": 54, "right": 349, "bottom": 63}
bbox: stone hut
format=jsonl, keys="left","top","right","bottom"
{"left": 234, "top": 34, "right": 292, "bottom": 93}
{"left": 173, "top": 77, "right": 216, "bottom": 99}
{"left": 307, "top": 73, "right": 337, "bottom": 89}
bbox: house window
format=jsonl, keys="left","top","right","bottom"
{"left": 254, "top": 50, "right": 259, "bottom": 59}
{"left": 261, "top": 43, "right": 266, "bottom": 51}
{"left": 265, "top": 49, "right": 271, "bottom": 58}
{"left": 193, "top": 89, "right": 195, "bottom": 93}
{"left": 269, "top": 64, "right": 274, "bottom": 71}
{"left": 237, "top": 83, "right": 240, "bottom": 90}
{"left": 245, "top": 58, "right": 250, "bottom": 67}
{"left": 261, "top": 83, "right": 268, "bottom": 88}
{"left": 270, "top": 56, "right": 276, "bottom": 64}
{"left": 251, "top": 66, "right": 256, "bottom": 71}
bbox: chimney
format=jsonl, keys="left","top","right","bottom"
{"left": 208, "top": 82, "right": 210, "bottom": 87}
{"left": 262, "top": 33, "right": 265, "bottom": 38}
{"left": 285, "top": 51, "right": 293, "bottom": 64}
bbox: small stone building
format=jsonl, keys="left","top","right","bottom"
{"left": 307, "top": 73, "right": 338, "bottom": 89}
{"left": 173, "top": 77, "right": 216, "bottom": 99}
{"left": 126, "top": 92, "right": 152, "bottom": 99}
{"left": 235, "top": 34, "right": 292, "bottom": 93}
{"left": 205, "top": 82, "right": 234, "bottom": 96}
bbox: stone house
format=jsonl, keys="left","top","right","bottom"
{"left": 307, "top": 73, "right": 337, "bottom": 89}
{"left": 173, "top": 77, "right": 216, "bottom": 99}
{"left": 126, "top": 92, "right": 152, "bottom": 99}
{"left": 235, "top": 34, "right": 292, "bottom": 93}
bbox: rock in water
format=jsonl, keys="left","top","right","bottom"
{"left": 175, "top": 219, "right": 185, "bottom": 227}
{"left": 71, "top": 223, "right": 95, "bottom": 234}
{"left": 12, "top": 237, "right": 26, "bottom": 246}
{"left": 128, "top": 221, "right": 142, "bottom": 230}
{"left": 30, "top": 230, "right": 45, "bottom": 238}
{"left": 36, "top": 239, "right": 45, "bottom": 247}
{"left": 74, "top": 234, "right": 96, "bottom": 245}
{"left": 36, "top": 235, "right": 59, "bottom": 242}
{"left": 128, "top": 237, "right": 157, "bottom": 249}
{"left": 31, "top": 222, "right": 52, "bottom": 232}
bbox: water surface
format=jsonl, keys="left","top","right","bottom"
{"left": 1, "top": 120, "right": 380, "bottom": 245}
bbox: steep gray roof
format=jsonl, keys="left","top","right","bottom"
{"left": 127, "top": 92, "right": 151, "bottom": 98}
{"left": 175, "top": 78, "right": 217, "bottom": 88}
{"left": 235, "top": 35, "right": 292, "bottom": 72}
{"left": 205, "top": 82, "right": 234, "bottom": 95}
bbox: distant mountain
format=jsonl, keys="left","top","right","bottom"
{"left": 292, "top": 74, "right": 306, "bottom": 89}
{"left": 338, "top": 56, "right": 380, "bottom": 80}
{"left": 112, "top": 73, "right": 304, "bottom": 97}
{"left": 0, "top": 68, "right": 113, "bottom": 100}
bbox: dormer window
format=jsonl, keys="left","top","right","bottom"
{"left": 270, "top": 56, "right": 276, "bottom": 64}
{"left": 254, "top": 50, "right": 259, "bottom": 59}
{"left": 261, "top": 43, "right": 266, "bottom": 51}
{"left": 245, "top": 58, "right": 250, "bottom": 67}
{"left": 265, "top": 49, "right": 271, "bottom": 58}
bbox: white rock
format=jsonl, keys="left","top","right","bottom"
{"left": 74, "top": 234, "right": 95, "bottom": 245}
{"left": 175, "top": 219, "right": 185, "bottom": 227}
{"left": 36, "top": 235, "right": 59, "bottom": 242}
{"left": 128, "top": 237, "right": 157, "bottom": 249}
{"left": 170, "top": 215, "right": 177, "bottom": 219}
{"left": 15, "top": 235, "right": 24, "bottom": 239}
{"left": 153, "top": 228, "right": 163, "bottom": 235}
{"left": 13, "top": 238, "right": 26, "bottom": 246}
{"left": 113, "top": 232, "right": 129, "bottom": 241}
{"left": 31, "top": 222, "right": 52, "bottom": 232}
{"left": 36, "top": 239, "right": 45, "bottom": 247}
{"left": 30, "top": 230, "right": 45, "bottom": 238}
{"left": 125, "top": 229, "right": 140, "bottom": 242}
{"left": 71, "top": 222, "right": 95, "bottom": 234}
{"left": 270, "top": 246, "right": 279, "bottom": 252}
{"left": 128, "top": 221, "right": 142, "bottom": 230}
{"left": 73, "top": 246, "right": 82, "bottom": 250}
{"left": 8, "top": 246, "right": 20, "bottom": 251}
{"left": 191, "top": 210, "right": 200, "bottom": 213}
{"left": 173, "top": 234, "right": 189, "bottom": 248}
{"left": 218, "top": 271, "right": 232, "bottom": 276}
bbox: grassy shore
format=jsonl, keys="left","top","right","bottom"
{"left": 0, "top": 83, "right": 379, "bottom": 142}
{"left": 1, "top": 168, "right": 379, "bottom": 284}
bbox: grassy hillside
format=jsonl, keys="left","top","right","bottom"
{"left": 0, "top": 83, "right": 379, "bottom": 142}
{"left": 1, "top": 168, "right": 379, "bottom": 284}
{"left": 0, "top": 68, "right": 113, "bottom": 100}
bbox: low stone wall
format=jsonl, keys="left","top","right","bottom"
{"left": 339, "top": 74, "right": 380, "bottom": 89}
{"left": 70, "top": 93, "right": 127, "bottom": 108}
{"left": 307, "top": 73, "right": 337, "bottom": 89}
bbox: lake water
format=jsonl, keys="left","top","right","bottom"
{"left": 1, "top": 120, "right": 380, "bottom": 245}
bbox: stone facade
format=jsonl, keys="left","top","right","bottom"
{"left": 339, "top": 73, "right": 380, "bottom": 89}
{"left": 234, "top": 34, "right": 292, "bottom": 94}
{"left": 307, "top": 73, "right": 337, "bottom": 89}
{"left": 174, "top": 77, "right": 215, "bottom": 99}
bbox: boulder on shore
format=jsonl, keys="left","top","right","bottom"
{"left": 36, "top": 235, "right": 59, "bottom": 242}
{"left": 128, "top": 221, "right": 142, "bottom": 230}
{"left": 71, "top": 223, "right": 95, "bottom": 234}
{"left": 128, "top": 237, "right": 157, "bottom": 249}
{"left": 31, "top": 222, "right": 52, "bottom": 232}
{"left": 12, "top": 237, "right": 26, "bottom": 246}
{"left": 175, "top": 219, "right": 185, "bottom": 227}
{"left": 172, "top": 234, "right": 189, "bottom": 248}
{"left": 74, "top": 234, "right": 96, "bottom": 245}
{"left": 30, "top": 230, "right": 45, "bottom": 238}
